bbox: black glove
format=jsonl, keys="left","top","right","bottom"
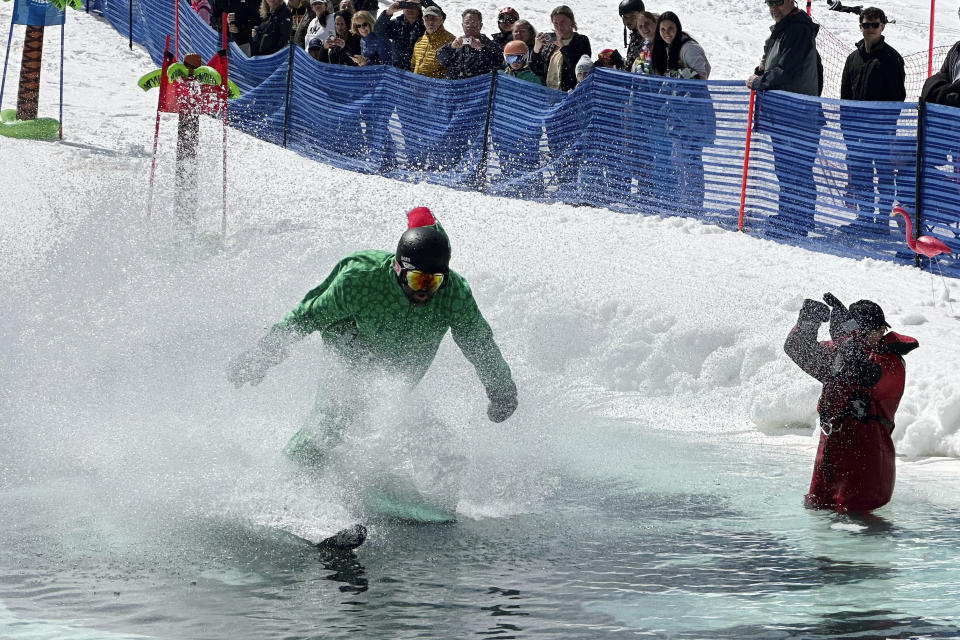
{"left": 487, "top": 390, "right": 518, "bottom": 423}
{"left": 823, "top": 292, "right": 858, "bottom": 340}
{"left": 799, "top": 298, "right": 830, "bottom": 324}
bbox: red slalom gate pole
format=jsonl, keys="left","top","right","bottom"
{"left": 146, "top": 35, "right": 171, "bottom": 222}
{"left": 928, "top": 0, "right": 936, "bottom": 76}
{"left": 737, "top": 90, "right": 756, "bottom": 231}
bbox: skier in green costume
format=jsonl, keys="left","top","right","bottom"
{"left": 227, "top": 207, "right": 518, "bottom": 466}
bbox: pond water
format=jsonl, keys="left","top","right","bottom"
{"left": 3, "top": 420, "right": 959, "bottom": 639}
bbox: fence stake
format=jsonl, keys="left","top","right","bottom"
{"left": 737, "top": 90, "right": 756, "bottom": 231}
{"left": 282, "top": 43, "right": 294, "bottom": 148}
{"left": 914, "top": 101, "right": 926, "bottom": 268}
{"left": 928, "top": 0, "right": 936, "bottom": 76}
{"left": 474, "top": 69, "right": 497, "bottom": 192}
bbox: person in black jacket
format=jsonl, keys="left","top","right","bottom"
{"left": 529, "top": 5, "right": 591, "bottom": 92}
{"left": 435, "top": 9, "right": 504, "bottom": 79}
{"left": 374, "top": 0, "right": 438, "bottom": 71}
{"left": 491, "top": 7, "right": 518, "bottom": 50}
{"left": 315, "top": 9, "right": 362, "bottom": 64}
{"left": 838, "top": 7, "right": 906, "bottom": 233}
{"left": 211, "top": 0, "right": 262, "bottom": 55}
{"left": 250, "top": 0, "right": 294, "bottom": 56}
{"left": 745, "top": 0, "right": 823, "bottom": 238}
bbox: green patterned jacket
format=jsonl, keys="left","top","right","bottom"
{"left": 269, "top": 249, "right": 516, "bottom": 400}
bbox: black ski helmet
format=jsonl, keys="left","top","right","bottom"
{"left": 395, "top": 225, "right": 451, "bottom": 274}
{"left": 618, "top": 0, "right": 644, "bottom": 15}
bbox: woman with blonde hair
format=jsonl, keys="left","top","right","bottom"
{"left": 250, "top": 0, "right": 293, "bottom": 55}
{"left": 349, "top": 10, "right": 392, "bottom": 65}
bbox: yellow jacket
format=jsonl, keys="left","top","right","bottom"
{"left": 411, "top": 28, "right": 455, "bottom": 79}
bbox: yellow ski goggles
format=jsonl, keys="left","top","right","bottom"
{"left": 403, "top": 269, "right": 445, "bottom": 293}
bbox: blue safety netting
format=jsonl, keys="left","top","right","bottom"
{"left": 88, "top": 0, "right": 959, "bottom": 278}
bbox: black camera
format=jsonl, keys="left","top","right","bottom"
{"left": 398, "top": 1, "right": 418, "bottom": 8}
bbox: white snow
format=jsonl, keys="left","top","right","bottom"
{"left": 1, "top": 0, "right": 959, "bottom": 527}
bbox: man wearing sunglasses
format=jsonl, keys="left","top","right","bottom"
{"left": 745, "top": 0, "right": 824, "bottom": 237}
{"left": 228, "top": 207, "right": 519, "bottom": 465}
{"left": 839, "top": 8, "right": 906, "bottom": 233}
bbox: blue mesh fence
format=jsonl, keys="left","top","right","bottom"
{"left": 95, "top": 0, "right": 959, "bottom": 278}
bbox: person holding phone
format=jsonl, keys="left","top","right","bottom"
{"left": 374, "top": 0, "right": 440, "bottom": 70}
{"left": 313, "top": 9, "right": 362, "bottom": 63}
{"left": 249, "top": 0, "right": 294, "bottom": 56}
{"left": 210, "top": 0, "right": 261, "bottom": 55}
{"left": 529, "top": 5, "right": 590, "bottom": 91}
{"left": 434, "top": 8, "right": 503, "bottom": 79}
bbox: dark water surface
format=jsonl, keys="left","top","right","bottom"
{"left": 3, "top": 424, "right": 960, "bottom": 640}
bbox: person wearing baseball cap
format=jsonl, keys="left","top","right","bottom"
{"left": 411, "top": 5, "right": 455, "bottom": 78}
{"left": 784, "top": 294, "right": 918, "bottom": 513}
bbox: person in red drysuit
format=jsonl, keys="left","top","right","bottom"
{"left": 784, "top": 294, "right": 918, "bottom": 513}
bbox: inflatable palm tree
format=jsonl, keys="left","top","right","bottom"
{"left": 1, "top": 0, "right": 81, "bottom": 139}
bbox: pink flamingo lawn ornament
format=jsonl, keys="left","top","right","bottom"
{"left": 891, "top": 206, "right": 953, "bottom": 259}
{"left": 891, "top": 205, "right": 955, "bottom": 311}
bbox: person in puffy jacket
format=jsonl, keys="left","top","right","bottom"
{"left": 784, "top": 294, "right": 918, "bottom": 513}
{"left": 250, "top": 0, "right": 294, "bottom": 56}
{"left": 411, "top": 5, "right": 455, "bottom": 78}
{"left": 227, "top": 208, "right": 519, "bottom": 467}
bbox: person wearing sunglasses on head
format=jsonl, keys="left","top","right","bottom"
{"left": 744, "top": 0, "right": 824, "bottom": 238}
{"left": 491, "top": 6, "right": 519, "bottom": 50}
{"left": 227, "top": 208, "right": 519, "bottom": 467}
{"left": 838, "top": 7, "right": 906, "bottom": 234}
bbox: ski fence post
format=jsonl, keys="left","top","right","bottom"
{"left": 128, "top": 0, "right": 133, "bottom": 49}
{"left": 0, "top": 13, "right": 14, "bottom": 108}
{"left": 146, "top": 34, "right": 171, "bottom": 222}
{"left": 805, "top": 0, "right": 811, "bottom": 15}
{"left": 281, "top": 42, "right": 294, "bottom": 148}
{"left": 220, "top": 14, "right": 229, "bottom": 235}
{"left": 473, "top": 68, "right": 497, "bottom": 192}
{"left": 58, "top": 15, "right": 65, "bottom": 139}
{"left": 928, "top": 0, "right": 936, "bottom": 76}
{"left": 174, "top": 0, "right": 180, "bottom": 59}
{"left": 737, "top": 89, "right": 756, "bottom": 231}
{"left": 914, "top": 100, "right": 926, "bottom": 268}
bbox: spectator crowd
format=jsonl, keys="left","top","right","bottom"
{"left": 196, "top": 0, "right": 960, "bottom": 234}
